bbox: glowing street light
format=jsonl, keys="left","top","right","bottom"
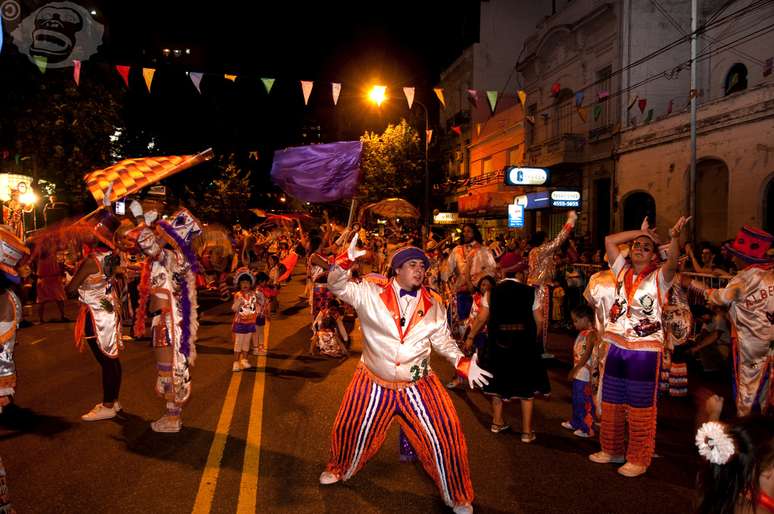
{"left": 367, "top": 85, "right": 387, "bottom": 107}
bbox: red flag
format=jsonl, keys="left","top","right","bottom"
{"left": 551, "top": 83, "right": 561, "bottom": 96}
{"left": 451, "top": 126, "right": 462, "bottom": 136}
{"left": 467, "top": 89, "right": 479, "bottom": 109}
{"left": 73, "top": 60, "right": 81, "bottom": 86}
{"left": 638, "top": 98, "right": 647, "bottom": 114}
{"left": 115, "top": 65, "right": 130, "bottom": 87}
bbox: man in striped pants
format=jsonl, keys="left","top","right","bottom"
{"left": 320, "top": 237, "right": 491, "bottom": 514}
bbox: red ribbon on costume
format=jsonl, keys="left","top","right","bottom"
{"left": 456, "top": 356, "right": 471, "bottom": 379}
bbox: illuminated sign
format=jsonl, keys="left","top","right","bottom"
{"left": 551, "top": 190, "right": 581, "bottom": 208}
{"left": 507, "top": 203, "right": 524, "bottom": 228}
{"left": 504, "top": 166, "right": 550, "bottom": 186}
{"left": 514, "top": 192, "right": 550, "bottom": 210}
{"left": 433, "top": 212, "right": 459, "bottom": 224}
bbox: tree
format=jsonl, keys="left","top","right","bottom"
{"left": 197, "top": 156, "right": 251, "bottom": 225}
{"left": 359, "top": 119, "right": 423, "bottom": 206}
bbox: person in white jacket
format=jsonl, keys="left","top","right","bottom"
{"left": 318, "top": 235, "right": 491, "bottom": 514}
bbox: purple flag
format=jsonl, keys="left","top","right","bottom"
{"left": 270, "top": 141, "right": 362, "bottom": 202}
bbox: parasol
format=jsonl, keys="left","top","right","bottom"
{"left": 363, "top": 198, "right": 419, "bottom": 220}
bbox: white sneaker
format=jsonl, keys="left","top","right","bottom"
{"left": 573, "top": 429, "right": 592, "bottom": 438}
{"left": 453, "top": 504, "right": 473, "bottom": 514}
{"left": 232, "top": 362, "right": 242, "bottom": 372}
{"left": 319, "top": 471, "right": 340, "bottom": 485}
{"left": 81, "top": 403, "right": 117, "bottom": 421}
{"left": 561, "top": 421, "right": 574, "bottom": 430}
{"left": 240, "top": 359, "right": 252, "bottom": 370}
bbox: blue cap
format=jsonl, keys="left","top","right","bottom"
{"left": 390, "top": 246, "right": 429, "bottom": 271}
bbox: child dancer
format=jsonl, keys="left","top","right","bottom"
{"left": 232, "top": 269, "right": 258, "bottom": 371}
{"left": 562, "top": 305, "right": 598, "bottom": 438}
{"left": 251, "top": 272, "right": 270, "bottom": 356}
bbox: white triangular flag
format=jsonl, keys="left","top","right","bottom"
{"left": 403, "top": 87, "right": 415, "bottom": 109}
{"left": 188, "top": 72, "right": 203, "bottom": 94}
{"left": 301, "top": 80, "right": 314, "bottom": 105}
{"left": 332, "top": 82, "right": 341, "bottom": 106}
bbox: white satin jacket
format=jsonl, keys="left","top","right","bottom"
{"left": 328, "top": 266, "right": 463, "bottom": 383}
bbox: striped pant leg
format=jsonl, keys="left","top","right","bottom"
{"left": 623, "top": 350, "right": 660, "bottom": 467}
{"left": 326, "top": 367, "right": 397, "bottom": 480}
{"left": 600, "top": 345, "right": 628, "bottom": 457}
{"left": 397, "top": 373, "right": 474, "bottom": 508}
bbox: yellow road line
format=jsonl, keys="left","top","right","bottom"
{"left": 29, "top": 338, "right": 46, "bottom": 345}
{"left": 236, "top": 322, "right": 270, "bottom": 513}
{"left": 191, "top": 371, "right": 243, "bottom": 514}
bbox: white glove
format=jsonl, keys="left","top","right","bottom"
{"left": 102, "top": 181, "right": 114, "bottom": 207}
{"left": 467, "top": 352, "right": 492, "bottom": 389}
{"left": 129, "top": 200, "right": 144, "bottom": 218}
{"left": 347, "top": 233, "right": 367, "bottom": 261}
{"left": 144, "top": 210, "right": 159, "bottom": 225}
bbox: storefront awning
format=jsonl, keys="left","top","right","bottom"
{"left": 458, "top": 191, "right": 516, "bottom": 216}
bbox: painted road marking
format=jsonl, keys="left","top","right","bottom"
{"left": 236, "top": 321, "right": 271, "bottom": 512}
{"left": 191, "top": 371, "right": 243, "bottom": 514}
{"left": 29, "top": 338, "right": 46, "bottom": 345}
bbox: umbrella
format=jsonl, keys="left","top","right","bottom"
{"left": 364, "top": 198, "right": 419, "bottom": 220}
{"left": 250, "top": 208, "right": 267, "bottom": 218}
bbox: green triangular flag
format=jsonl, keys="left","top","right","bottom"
{"left": 593, "top": 104, "right": 603, "bottom": 121}
{"left": 33, "top": 55, "right": 47, "bottom": 74}
{"left": 486, "top": 91, "right": 498, "bottom": 113}
{"left": 261, "top": 78, "right": 275, "bottom": 94}
{"left": 644, "top": 108, "right": 654, "bottom": 123}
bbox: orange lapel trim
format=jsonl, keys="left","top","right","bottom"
{"left": 403, "top": 287, "right": 433, "bottom": 339}
{"left": 379, "top": 280, "right": 404, "bottom": 339}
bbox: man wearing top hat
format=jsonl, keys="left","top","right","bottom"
{"left": 685, "top": 225, "right": 774, "bottom": 416}
{"left": 318, "top": 235, "right": 491, "bottom": 514}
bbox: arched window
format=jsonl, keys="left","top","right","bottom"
{"left": 623, "top": 192, "right": 656, "bottom": 231}
{"left": 724, "top": 63, "right": 748, "bottom": 96}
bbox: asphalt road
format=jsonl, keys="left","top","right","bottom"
{"left": 2, "top": 269, "right": 702, "bottom": 514}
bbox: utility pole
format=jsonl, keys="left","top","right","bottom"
{"left": 689, "top": 0, "right": 698, "bottom": 240}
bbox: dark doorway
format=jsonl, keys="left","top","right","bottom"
{"left": 623, "top": 191, "right": 656, "bottom": 230}
{"left": 765, "top": 178, "right": 774, "bottom": 234}
{"left": 594, "top": 178, "right": 611, "bottom": 249}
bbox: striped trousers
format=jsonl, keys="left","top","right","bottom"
{"left": 326, "top": 365, "right": 474, "bottom": 507}
{"left": 600, "top": 345, "right": 661, "bottom": 467}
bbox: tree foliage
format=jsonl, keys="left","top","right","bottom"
{"left": 197, "top": 156, "right": 251, "bottom": 225}
{"left": 359, "top": 119, "right": 423, "bottom": 206}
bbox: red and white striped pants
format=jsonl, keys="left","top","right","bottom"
{"left": 326, "top": 364, "right": 474, "bottom": 507}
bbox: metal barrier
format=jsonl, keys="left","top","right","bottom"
{"left": 679, "top": 272, "right": 731, "bottom": 290}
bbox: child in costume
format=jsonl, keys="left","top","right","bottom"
{"left": 232, "top": 269, "right": 258, "bottom": 371}
{"left": 0, "top": 225, "right": 29, "bottom": 413}
{"left": 562, "top": 304, "right": 598, "bottom": 438}
{"left": 310, "top": 298, "right": 349, "bottom": 357}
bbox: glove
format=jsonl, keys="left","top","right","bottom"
{"left": 102, "top": 181, "right": 114, "bottom": 208}
{"left": 144, "top": 210, "right": 159, "bottom": 225}
{"left": 129, "top": 200, "right": 144, "bottom": 218}
{"left": 334, "top": 233, "right": 367, "bottom": 270}
{"left": 456, "top": 351, "right": 493, "bottom": 389}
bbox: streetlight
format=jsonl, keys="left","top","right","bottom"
{"left": 366, "top": 86, "right": 430, "bottom": 248}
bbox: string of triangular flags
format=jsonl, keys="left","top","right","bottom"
{"left": 47, "top": 59, "right": 529, "bottom": 114}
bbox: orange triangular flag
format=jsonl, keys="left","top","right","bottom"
{"left": 433, "top": 88, "right": 445, "bottom": 108}
{"left": 518, "top": 90, "right": 526, "bottom": 108}
{"left": 301, "top": 80, "right": 314, "bottom": 105}
{"left": 115, "top": 65, "right": 130, "bottom": 87}
{"left": 426, "top": 129, "right": 433, "bottom": 144}
{"left": 476, "top": 123, "right": 482, "bottom": 136}
{"left": 332, "top": 83, "right": 341, "bottom": 105}
{"left": 142, "top": 68, "right": 155, "bottom": 93}
{"left": 224, "top": 74, "right": 237, "bottom": 82}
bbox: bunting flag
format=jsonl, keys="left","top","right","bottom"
{"left": 433, "top": 88, "right": 445, "bottom": 108}
{"left": 403, "top": 87, "right": 415, "bottom": 109}
{"left": 189, "top": 72, "right": 203, "bottom": 94}
{"left": 301, "top": 80, "right": 314, "bottom": 105}
{"left": 517, "top": 90, "right": 527, "bottom": 108}
{"left": 575, "top": 91, "right": 584, "bottom": 107}
{"left": 576, "top": 106, "right": 587, "bottom": 122}
{"left": 628, "top": 95, "right": 638, "bottom": 110}
{"left": 115, "top": 65, "right": 130, "bottom": 87}
{"left": 593, "top": 104, "right": 603, "bottom": 121}
{"left": 224, "top": 74, "right": 237, "bottom": 82}
{"left": 248, "top": 151, "right": 259, "bottom": 160}
{"left": 33, "top": 55, "right": 47, "bottom": 74}
{"left": 476, "top": 123, "right": 482, "bottom": 136}
{"left": 526, "top": 115, "right": 535, "bottom": 124}
{"left": 689, "top": 88, "right": 701, "bottom": 99}
{"left": 332, "top": 82, "right": 341, "bottom": 105}
{"left": 638, "top": 98, "right": 647, "bottom": 114}
{"left": 84, "top": 149, "right": 214, "bottom": 204}
{"left": 451, "top": 125, "right": 462, "bottom": 136}
{"left": 270, "top": 141, "right": 362, "bottom": 202}
{"left": 644, "top": 109, "right": 654, "bottom": 123}
{"left": 73, "top": 59, "right": 81, "bottom": 86}
{"left": 486, "top": 90, "right": 498, "bottom": 113}
{"left": 142, "top": 68, "right": 155, "bottom": 93}
{"left": 666, "top": 99, "right": 673, "bottom": 115}
{"left": 597, "top": 90, "right": 609, "bottom": 102}
{"left": 261, "top": 78, "right": 275, "bottom": 94}
{"left": 550, "top": 82, "right": 561, "bottom": 96}
{"left": 426, "top": 129, "right": 433, "bottom": 144}
{"left": 467, "top": 89, "right": 479, "bottom": 109}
